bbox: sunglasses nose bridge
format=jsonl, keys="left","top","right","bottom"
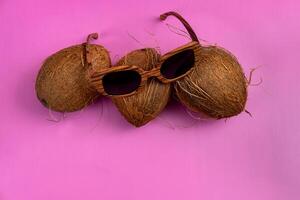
{"left": 143, "top": 68, "right": 160, "bottom": 78}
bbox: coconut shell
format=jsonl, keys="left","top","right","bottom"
{"left": 175, "top": 46, "right": 247, "bottom": 119}
{"left": 111, "top": 48, "right": 171, "bottom": 127}
{"left": 36, "top": 44, "right": 111, "bottom": 112}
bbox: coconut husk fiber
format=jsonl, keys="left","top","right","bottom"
{"left": 111, "top": 48, "right": 171, "bottom": 127}
{"left": 35, "top": 33, "right": 111, "bottom": 112}
{"left": 175, "top": 46, "right": 247, "bottom": 118}
{"left": 160, "top": 11, "right": 247, "bottom": 119}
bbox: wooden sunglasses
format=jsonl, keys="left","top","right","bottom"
{"left": 87, "top": 41, "right": 201, "bottom": 97}
{"left": 86, "top": 12, "right": 201, "bottom": 97}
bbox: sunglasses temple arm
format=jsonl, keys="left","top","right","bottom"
{"left": 159, "top": 11, "right": 199, "bottom": 42}
{"left": 82, "top": 32, "right": 99, "bottom": 67}
{"left": 86, "top": 33, "right": 99, "bottom": 43}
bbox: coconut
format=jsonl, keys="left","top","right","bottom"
{"left": 35, "top": 33, "right": 111, "bottom": 112}
{"left": 111, "top": 48, "right": 171, "bottom": 127}
{"left": 175, "top": 46, "right": 247, "bottom": 118}
{"left": 160, "top": 11, "right": 247, "bottom": 119}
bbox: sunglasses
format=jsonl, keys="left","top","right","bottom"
{"left": 87, "top": 41, "right": 200, "bottom": 96}
{"left": 87, "top": 11, "right": 200, "bottom": 97}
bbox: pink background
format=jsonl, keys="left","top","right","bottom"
{"left": 0, "top": 0, "right": 299, "bottom": 199}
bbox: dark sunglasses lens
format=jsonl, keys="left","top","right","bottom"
{"left": 160, "top": 49, "right": 195, "bottom": 79}
{"left": 103, "top": 70, "right": 141, "bottom": 95}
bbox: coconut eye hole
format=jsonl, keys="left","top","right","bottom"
{"left": 102, "top": 70, "right": 142, "bottom": 95}
{"left": 160, "top": 49, "right": 195, "bottom": 79}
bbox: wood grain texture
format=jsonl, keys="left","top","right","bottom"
{"left": 87, "top": 41, "right": 200, "bottom": 96}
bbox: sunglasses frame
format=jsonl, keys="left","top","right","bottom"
{"left": 87, "top": 41, "right": 201, "bottom": 97}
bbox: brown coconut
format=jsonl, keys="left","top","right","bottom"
{"left": 175, "top": 46, "right": 247, "bottom": 118}
{"left": 35, "top": 33, "right": 111, "bottom": 112}
{"left": 160, "top": 11, "right": 247, "bottom": 119}
{"left": 111, "top": 48, "right": 171, "bottom": 127}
